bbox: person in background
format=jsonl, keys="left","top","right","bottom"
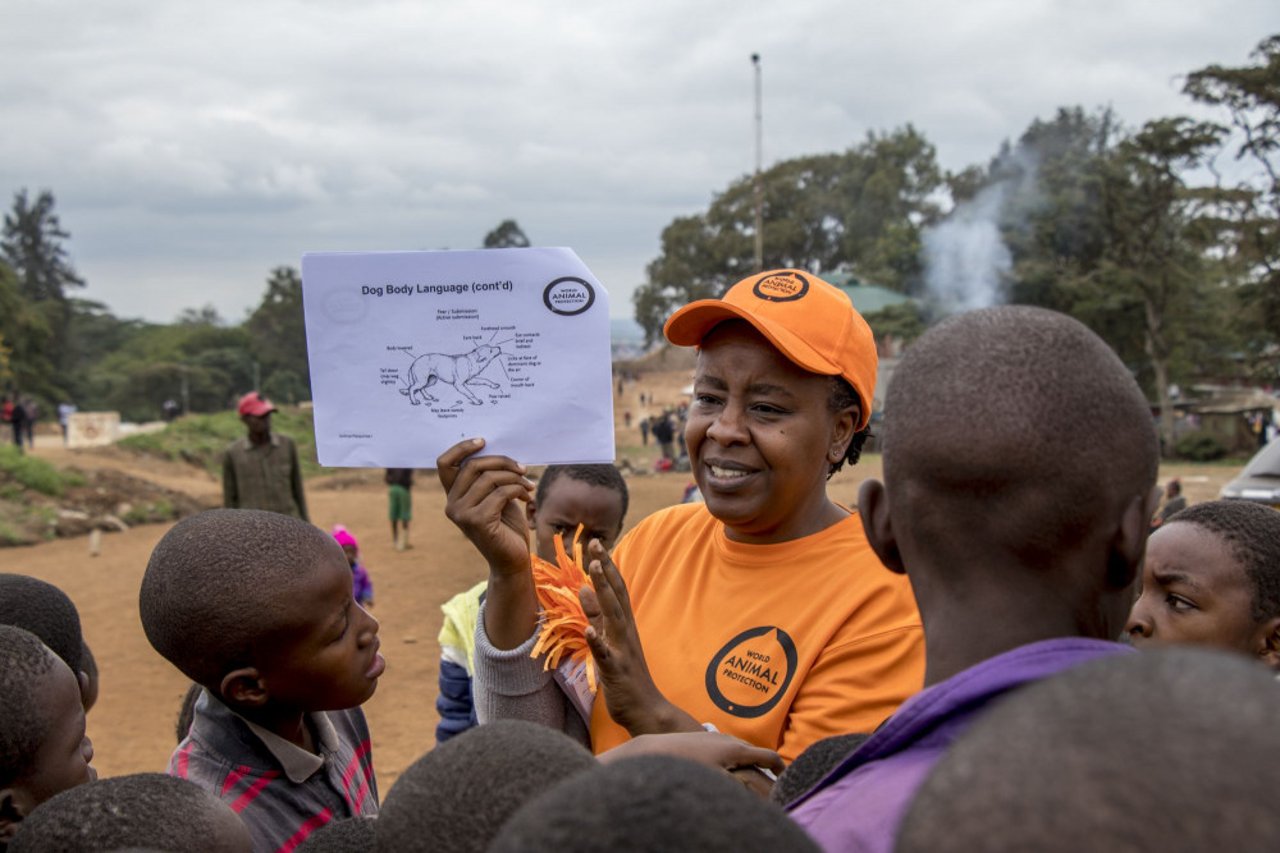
{"left": 6, "top": 397, "right": 25, "bottom": 452}
{"left": 332, "top": 526, "right": 375, "bottom": 609}
{"left": 56, "top": 401, "right": 75, "bottom": 447}
{"left": 19, "top": 398, "right": 37, "bottom": 450}
{"left": 650, "top": 413, "right": 674, "bottom": 460}
{"left": 385, "top": 468, "right": 414, "bottom": 550}
{"left": 221, "top": 391, "right": 309, "bottom": 521}
{"left": 1151, "top": 477, "right": 1186, "bottom": 529}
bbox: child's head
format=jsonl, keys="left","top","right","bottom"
{"left": 896, "top": 648, "right": 1280, "bottom": 852}
{"left": 9, "top": 773, "right": 251, "bottom": 853}
{"left": 529, "top": 464, "right": 629, "bottom": 562}
{"left": 332, "top": 525, "right": 359, "bottom": 567}
{"left": 376, "top": 720, "right": 596, "bottom": 853}
{"left": 1166, "top": 477, "right": 1182, "bottom": 498}
{"left": 0, "top": 625, "right": 95, "bottom": 843}
{"left": 295, "top": 816, "right": 376, "bottom": 852}
{"left": 770, "top": 732, "right": 870, "bottom": 807}
{"left": 867, "top": 306, "right": 1159, "bottom": 648}
{"left": 0, "top": 574, "right": 92, "bottom": 710}
{"left": 140, "top": 509, "right": 383, "bottom": 715}
{"left": 490, "top": 755, "right": 820, "bottom": 852}
{"left": 1128, "top": 500, "right": 1280, "bottom": 667}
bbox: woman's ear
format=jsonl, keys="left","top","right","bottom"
{"left": 829, "top": 404, "right": 858, "bottom": 463}
{"left": 859, "top": 479, "right": 904, "bottom": 575}
{"left": 220, "top": 668, "right": 267, "bottom": 708}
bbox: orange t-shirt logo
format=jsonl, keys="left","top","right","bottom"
{"left": 704, "top": 626, "right": 798, "bottom": 718}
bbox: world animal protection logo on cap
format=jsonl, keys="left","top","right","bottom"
{"left": 751, "top": 271, "right": 810, "bottom": 303}
{"left": 704, "top": 626, "right": 798, "bottom": 718}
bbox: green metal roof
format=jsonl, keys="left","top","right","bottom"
{"left": 824, "top": 270, "right": 914, "bottom": 315}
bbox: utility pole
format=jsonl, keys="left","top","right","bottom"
{"left": 752, "top": 53, "right": 764, "bottom": 272}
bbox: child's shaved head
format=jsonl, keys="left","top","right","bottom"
{"left": 0, "top": 574, "right": 84, "bottom": 675}
{"left": 9, "top": 773, "right": 250, "bottom": 853}
{"left": 490, "top": 755, "right": 820, "bottom": 852}
{"left": 884, "top": 306, "right": 1157, "bottom": 565}
{"left": 139, "top": 509, "right": 343, "bottom": 688}
{"left": 897, "top": 648, "right": 1280, "bottom": 852}
{"left": 376, "top": 720, "right": 596, "bottom": 852}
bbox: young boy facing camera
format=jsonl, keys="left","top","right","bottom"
{"left": 1128, "top": 499, "right": 1280, "bottom": 668}
{"left": 0, "top": 625, "right": 96, "bottom": 848}
{"left": 140, "top": 509, "right": 383, "bottom": 852}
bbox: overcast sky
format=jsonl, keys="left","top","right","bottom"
{"left": 2, "top": 0, "right": 1276, "bottom": 323}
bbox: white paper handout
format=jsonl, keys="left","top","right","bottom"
{"left": 301, "top": 248, "right": 615, "bottom": 468}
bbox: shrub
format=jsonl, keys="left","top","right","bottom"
{"left": 1174, "top": 431, "right": 1228, "bottom": 462}
{"left": 0, "top": 445, "right": 71, "bottom": 496}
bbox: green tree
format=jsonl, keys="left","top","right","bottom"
{"left": 0, "top": 259, "right": 59, "bottom": 400}
{"left": 483, "top": 219, "right": 532, "bottom": 248}
{"left": 634, "top": 126, "right": 943, "bottom": 343}
{"left": 246, "top": 266, "right": 311, "bottom": 401}
{"left": 1184, "top": 34, "right": 1280, "bottom": 381}
{"left": 1091, "top": 118, "right": 1227, "bottom": 453}
{"left": 1, "top": 189, "right": 84, "bottom": 375}
{"left": 61, "top": 299, "right": 147, "bottom": 407}
{"left": 988, "top": 107, "right": 1117, "bottom": 312}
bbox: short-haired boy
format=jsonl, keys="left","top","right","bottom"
{"left": 1127, "top": 499, "right": 1280, "bottom": 668}
{"left": 786, "top": 306, "right": 1160, "bottom": 851}
{"left": 0, "top": 625, "right": 96, "bottom": 847}
{"left": 140, "top": 509, "right": 383, "bottom": 852}
{"left": 435, "top": 464, "right": 628, "bottom": 744}
{"left": 0, "top": 574, "right": 95, "bottom": 711}
{"left": 10, "top": 772, "right": 250, "bottom": 853}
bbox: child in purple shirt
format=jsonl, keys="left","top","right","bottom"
{"left": 333, "top": 526, "right": 374, "bottom": 608}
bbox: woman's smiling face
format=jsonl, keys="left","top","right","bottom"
{"left": 686, "top": 322, "right": 855, "bottom": 544}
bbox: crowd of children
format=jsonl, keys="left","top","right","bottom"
{"left": 2, "top": 270, "right": 1280, "bottom": 851}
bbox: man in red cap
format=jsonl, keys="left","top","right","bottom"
{"left": 221, "top": 391, "right": 309, "bottom": 521}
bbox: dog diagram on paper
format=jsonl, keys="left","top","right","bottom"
{"left": 397, "top": 336, "right": 512, "bottom": 407}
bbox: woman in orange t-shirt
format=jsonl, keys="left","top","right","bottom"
{"left": 438, "top": 269, "right": 924, "bottom": 784}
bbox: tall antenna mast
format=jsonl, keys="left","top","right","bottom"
{"left": 752, "top": 53, "right": 764, "bottom": 272}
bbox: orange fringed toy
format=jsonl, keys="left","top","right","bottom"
{"left": 530, "top": 524, "right": 598, "bottom": 693}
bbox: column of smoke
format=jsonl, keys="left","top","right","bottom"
{"left": 921, "top": 152, "right": 1037, "bottom": 315}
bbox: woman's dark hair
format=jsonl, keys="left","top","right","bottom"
{"left": 828, "top": 377, "right": 871, "bottom": 478}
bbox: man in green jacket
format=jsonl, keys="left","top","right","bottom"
{"left": 221, "top": 392, "right": 309, "bottom": 521}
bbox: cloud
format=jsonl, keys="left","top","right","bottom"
{"left": 1, "top": 0, "right": 1276, "bottom": 321}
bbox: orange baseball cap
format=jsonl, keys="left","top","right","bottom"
{"left": 237, "top": 391, "right": 276, "bottom": 418}
{"left": 663, "top": 269, "right": 877, "bottom": 430}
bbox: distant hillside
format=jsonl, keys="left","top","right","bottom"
{"left": 611, "top": 316, "right": 651, "bottom": 360}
